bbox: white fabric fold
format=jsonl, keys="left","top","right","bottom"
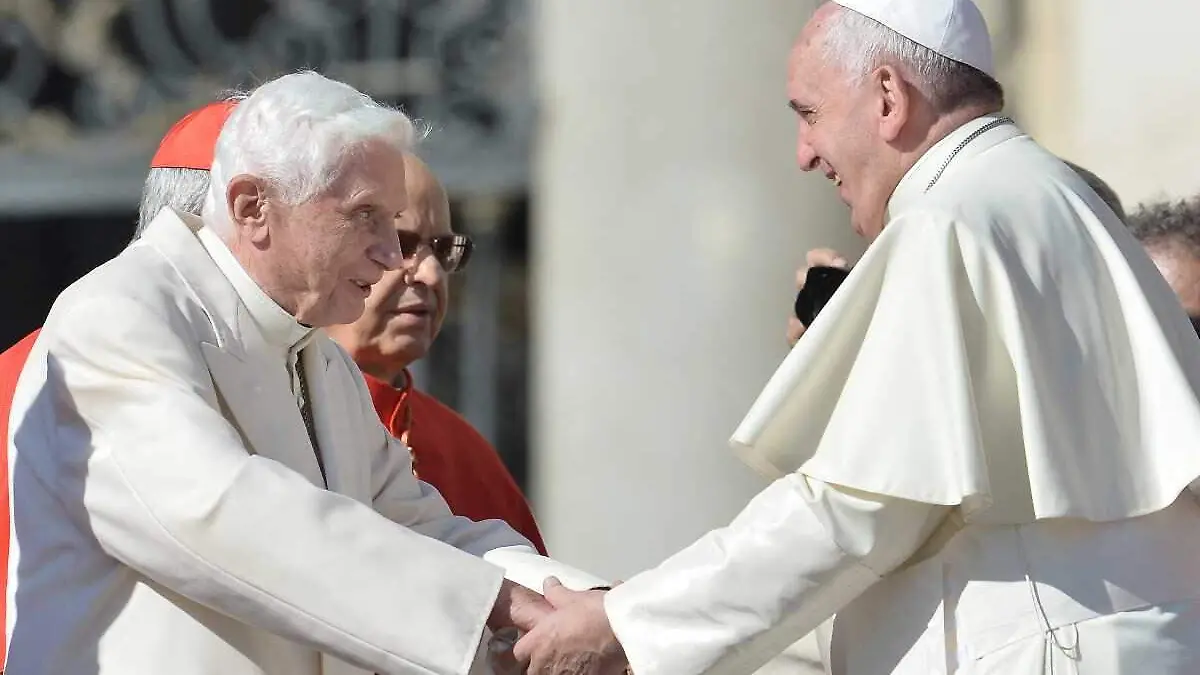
{"left": 731, "top": 119, "right": 1200, "bottom": 524}
{"left": 605, "top": 476, "right": 946, "bottom": 675}
{"left": 482, "top": 545, "right": 609, "bottom": 592}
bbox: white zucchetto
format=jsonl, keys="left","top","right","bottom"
{"left": 832, "top": 0, "right": 995, "bottom": 77}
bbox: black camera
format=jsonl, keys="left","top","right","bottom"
{"left": 793, "top": 266, "right": 850, "bottom": 327}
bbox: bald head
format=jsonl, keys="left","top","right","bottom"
{"left": 325, "top": 154, "right": 458, "bottom": 380}
{"left": 403, "top": 154, "right": 451, "bottom": 237}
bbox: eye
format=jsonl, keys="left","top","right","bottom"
{"left": 789, "top": 101, "right": 816, "bottom": 123}
{"left": 354, "top": 206, "right": 376, "bottom": 222}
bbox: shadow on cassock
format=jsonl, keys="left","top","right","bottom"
{"left": 9, "top": 354, "right": 118, "bottom": 673}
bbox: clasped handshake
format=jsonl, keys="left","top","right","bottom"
{"left": 488, "top": 578, "right": 631, "bottom": 675}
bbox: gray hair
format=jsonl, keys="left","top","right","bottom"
{"left": 1127, "top": 196, "right": 1200, "bottom": 258}
{"left": 134, "top": 167, "right": 211, "bottom": 241}
{"left": 202, "top": 70, "right": 427, "bottom": 236}
{"left": 821, "top": 4, "right": 1004, "bottom": 113}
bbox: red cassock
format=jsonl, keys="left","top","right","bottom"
{"left": 0, "top": 328, "right": 40, "bottom": 667}
{"left": 362, "top": 372, "right": 548, "bottom": 556}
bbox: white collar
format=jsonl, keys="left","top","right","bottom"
{"left": 887, "top": 114, "right": 1018, "bottom": 217}
{"left": 196, "top": 226, "right": 316, "bottom": 354}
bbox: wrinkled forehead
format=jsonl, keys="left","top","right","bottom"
{"left": 325, "top": 138, "right": 409, "bottom": 196}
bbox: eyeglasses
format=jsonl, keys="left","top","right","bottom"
{"left": 395, "top": 231, "right": 474, "bottom": 273}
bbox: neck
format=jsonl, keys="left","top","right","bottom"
{"left": 897, "top": 104, "right": 1002, "bottom": 177}
{"left": 226, "top": 236, "right": 301, "bottom": 318}
{"left": 358, "top": 359, "right": 408, "bottom": 387}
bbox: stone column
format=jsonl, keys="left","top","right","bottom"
{"left": 530, "top": 0, "right": 859, "bottom": 581}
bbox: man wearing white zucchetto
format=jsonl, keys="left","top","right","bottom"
{"left": 512, "top": 0, "right": 1200, "bottom": 673}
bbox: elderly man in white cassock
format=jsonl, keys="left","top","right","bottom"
{"left": 512, "top": 1, "right": 1200, "bottom": 673}
{"left": 5, "top": 70, "right": 606, "bottom": 675}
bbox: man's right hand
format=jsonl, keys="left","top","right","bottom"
{"left": 512, "top": 578, "right": 627, "bottom": 675}
{"left": 787, "top": 248, "right": 850, "bottom": 346}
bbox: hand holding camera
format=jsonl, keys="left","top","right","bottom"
{"left": 788, "top": 248, "right": 851, "bottom": 346}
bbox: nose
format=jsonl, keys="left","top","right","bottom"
{"left": 795, "top": 126, "right": 820, "bottom": 172}
{"left": 371, "top": 228, "right": 403, "bottom": 272}
{"left": 407, "top": 253, "right": 444, "bottom": 288}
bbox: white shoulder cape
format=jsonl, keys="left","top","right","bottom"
{"left": 732, "top": 133, "right": 1200, "bottom": 524}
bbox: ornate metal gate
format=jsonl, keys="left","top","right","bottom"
{"left": 0, "top": 0, "right": 533, "bottom": 478}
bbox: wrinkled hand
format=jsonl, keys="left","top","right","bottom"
{"left": 787, "top": 248, "right": 850, "bottom": 346}
{"left": 513, "top": 578, "right": 629, "bottom": 675}
{"left": 489, "top": 579, "right": 554, "bottom": 634}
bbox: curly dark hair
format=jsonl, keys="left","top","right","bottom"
{"left": 1126, "top": 195, "right": 1200, "bottom": 257}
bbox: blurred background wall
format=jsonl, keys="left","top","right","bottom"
{"left": 531, "top": 0, "right": 1200, "bottom": 579}
{"left": 531, "top": 0, "right": 853, "bottom": 578}
{"left": 1, "top": 0, "right": 1198, "bottom": 581}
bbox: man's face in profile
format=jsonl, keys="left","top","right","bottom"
{"left": 1144, "top": 242, "right": 1200, "bottom": 335}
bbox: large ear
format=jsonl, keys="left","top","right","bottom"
{"left": 227, "top": 174, "right": 270, "bottom": 244}
{"left": 874, "top": 64, "right": 911, "bottom": 143}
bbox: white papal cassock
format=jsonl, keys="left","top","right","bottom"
{"left": 5, "top": 210, "right": 603, "bottom": 675}
{"left": 603, "top": 115, "right": 1200, "bottom": 674}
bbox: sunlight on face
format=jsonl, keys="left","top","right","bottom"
{"left": 787, "top": 5, "right": 905, "bottom": 240}
{"left": 266, "top": 140, "right": 409, "bottom": 328}
{"left": 326, "top": 155, "right": 455, "bottom": 376}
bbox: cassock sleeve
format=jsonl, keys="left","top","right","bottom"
{"left": 22, "top": 295, "right": 503, "bottom": 675}
{"left": 348, "top": 351, "right": 610, "bottom": 592}
{"left": 604, "top": 475, "right": 949, "bottom": 675}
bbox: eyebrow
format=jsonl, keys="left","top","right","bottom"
{"left": 788, "top": 100, "right": 808, "bottom": 115}
{"left": 344, "top": 190, "right": 405, "bottom": 218}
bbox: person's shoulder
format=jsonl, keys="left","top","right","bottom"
{"left": 0, "top": 330, "right": 40, "bottom": 382}
{"left": 50, "top": 243, "right": 182, "bottom": 325}
{"left": 406, "top": 388, "right": 494, "bottom": 449}
{"left": 41, "top": 244, "right": 203, "bottom": 354}
{"left": 0, "top": 331, "right": 40, "bottom": 363}
{"left": 931, "top": 140, "right": 1076, "bottom": 219}
{"left": 875, "top": 206, "right": 965, "bottom": 254}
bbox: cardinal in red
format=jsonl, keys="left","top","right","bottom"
{"left": 325, "top": 154, "right": 546, "bottom": 554}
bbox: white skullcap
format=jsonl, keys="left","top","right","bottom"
{"left": 831, "top": 0, "right": 995, "bottom": 77}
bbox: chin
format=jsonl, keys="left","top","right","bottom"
{"left": 384, "top": 334, "right": 430, "bottom": 363}
{"left": 324, "top": 301, "right": 367, "bottom": 328}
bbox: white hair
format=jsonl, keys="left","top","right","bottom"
{"left": 820, "top": 4, "right": 1003, "bottom": 113}
{"left": 134, "top": 167, "right": 211, "bottom": 241}
{"left": 202, "top": 70, "right": 426, "bottom": 235}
